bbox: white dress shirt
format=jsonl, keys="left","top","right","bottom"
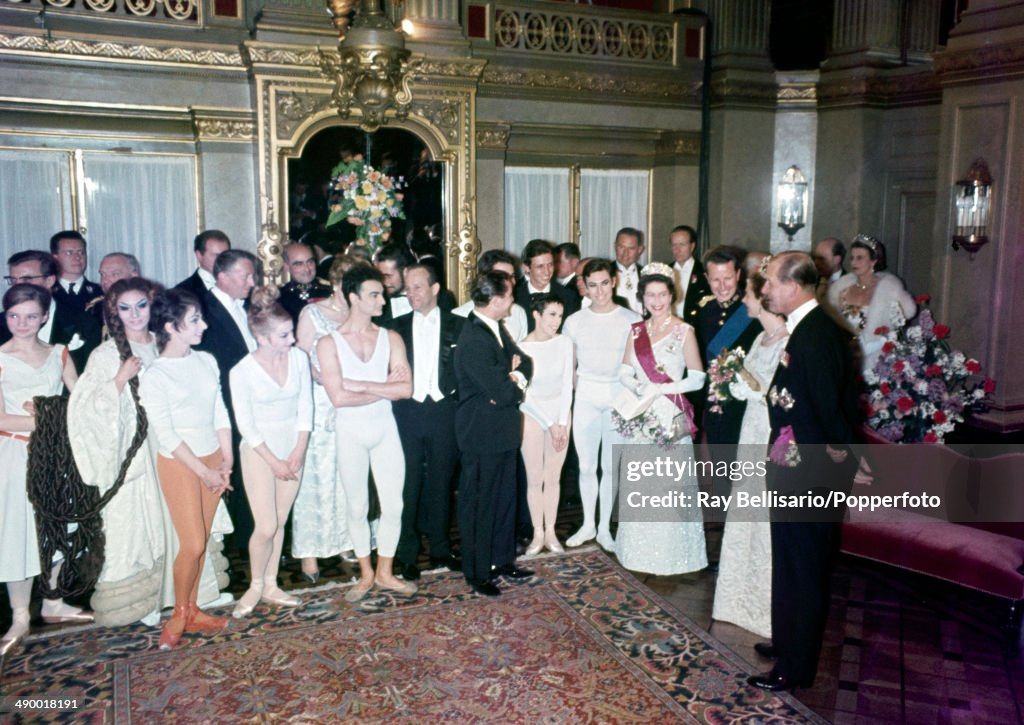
{"left": 39, "top": 299, "right": 57, "bottom": 343}
{"left": 59, "top": 276, "right": 84, "bottom": 294}
{"left": 786, "top": 298, "right": 819, "bottom": 334}
{"left": 673, "top": 258, "right": 695, "bottom": 317}
{"left": 615, "top": 263, "right": 643, "bottom": 314}
{"left": 198, "top": 267, "right": 216, "bottom": 290}
{"left": 411, "top": 306, "right": 444, "bottom": 402}
{"left": 454, "top": 300, "right": 527, "bottom": 341}
{"left": 211, "top": 286, "right": 257, "bottom": 352}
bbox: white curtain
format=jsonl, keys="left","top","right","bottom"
{"left": 504, "top": 167, "right": 570, "bottom": 255}
{"left": 580, "top": 169, "right": 650, "bottom": 261}
{"left": 0, "top": 149, "right": 73, "bottom": 254}
{"left": 80, "top": 153, "right": 197, "bottom": 286}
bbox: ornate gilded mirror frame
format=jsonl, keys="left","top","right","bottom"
{"left": 246, "top": 43, "right": 485, "bottom": 302}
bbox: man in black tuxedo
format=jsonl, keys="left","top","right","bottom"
{"left": 175, "top": 230, "right": 231, "bottom": 306}
{"left": 695, "top": 247, "right": 762, "bottom": 446}
{"left": 2, "top": 250, "right": 101, "bottom": 373}
{"left": 748, "top": 251, "right": 859, "bottom": 692}
{"left": 278, "top": 242, "right": 331, "bottom": 324}
{"left": 50, "top": 231, "right": 103, "bottom": 315}
{"left": 667, "top": 225, "right": 711, "bottom": 324}
{"left": 454, "top": 270, "right": 535, "bottom": 597}
{"left": 195, "top": 249, "right": 257, "bottom": 552}
{"left": 513, "top": 239, "right": 578, "bottom": 332}
{"left": 392, "top": 263, "right": 464, "bottom": 581}
{"left": 555, "top": 242, "right": 583, "bottom": 310}
{"left": 613, "top": 227, "right": 645, "bottom": 315}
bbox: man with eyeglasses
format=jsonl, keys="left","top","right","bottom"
{"left": 50, "top": 231, "right": 103, "bottom": 315}
{"left": 278, "top": 242, "right": 331, "bottom": 324}
{"left": 2, "top": 249, "right": 101, "bottom": 372}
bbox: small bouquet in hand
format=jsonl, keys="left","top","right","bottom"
{"left": 707, "top": 348, "right": 746, "bottom": 414}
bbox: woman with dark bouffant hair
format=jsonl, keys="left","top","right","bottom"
{"left": 1, "top": 284, "right": 87, "bottom": 656}
{"left": 229, "top": 286, "right": 311, "bottom": 617}
{"left": 68, "top": 277, "right": 168, "bottom": 627}
{"left": 139, "top": 288, "right": 232, "bottom": 650}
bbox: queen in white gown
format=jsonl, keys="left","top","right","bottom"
{"left": 615, "top": 265, "right": 708, "bottom": 575}
{"left": 711, "top": 273, "right": 788, "bottom": 638}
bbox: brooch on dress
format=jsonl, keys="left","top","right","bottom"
{"left": 770, "top": 425, "right": 801, "bottom": 467}
{"left": 768, "top": 385, "right": 795, "bottom": 411}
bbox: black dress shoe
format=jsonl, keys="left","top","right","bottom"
{"left": 494, "top": 564, "right": 535, "bottom": 580}
{"left": 400, "top": 563, "right": 421, "bottom": 581}
{"left": 754, "top": 642, "right": 778, "bottom": 659}
{"left": 468, "top": 579, "right": 501, "bottom": 597}
{"left": 747, "top": 672, "right": 807, "bottom": 691}
{"left": 429, "top": 555, "right": 461, "bottom": 572}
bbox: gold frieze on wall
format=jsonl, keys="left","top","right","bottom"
{"left": 0, "top": 32, "right": 244, "bottom": 68}
{"left": 480, "top": 65, "right": 701, "bottom": 103}
{"left": 816, "top": 71, "right": 940, "bottom": 108}
{"left": 932, "top": 42, "right": 1024, "bottom": 81}
{"left": 777, "top": 82, "right": 817, "bottom": 106}
{"left": 476, "top": 124, "right": 510, "bottom": 151}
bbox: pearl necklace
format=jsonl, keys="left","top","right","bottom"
{"left": 855, "top": 275, "right": 875, "bottom": 291}
{"left": 646, "top": 315, "right": 673, "bottom": 337}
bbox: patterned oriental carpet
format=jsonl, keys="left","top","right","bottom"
{"left": 1, "top": 549, "right": 825, "bottom": 723}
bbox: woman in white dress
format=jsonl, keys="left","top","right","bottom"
{"left": 712, "top": 270, "right": 788, "bottom": 638}
{"left": 317, "top": 265, "right": 413, "bottom": 602}
{"left": 230, "top": 286, "right": 312, "bottom": 617}
{"left": 291, "top": 255, "right": 366, "bottom": 582}
{"left": 68, "top": 278, "right": 167, "bottom": 626}
{"left": 616, "top": 264, "right": 708, "bottom": 575}
{"left": 1, "top": 284, "right": 90, "bottom": 655}
{"left": 518, "top": 294, "right": 574, "bottom": 555}
{"left": 828, "top": 235, "right": 915, "bottom": 374}
{"left": 140, "top": 288, "right": 232, "bottom": 650}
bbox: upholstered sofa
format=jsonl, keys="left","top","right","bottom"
{"left": 840, "top": 444, "right": 1024, "bottom": 648}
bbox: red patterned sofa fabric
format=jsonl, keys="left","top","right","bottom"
{"left": 841, "top": 446, "right": 1024, "bottom": 601}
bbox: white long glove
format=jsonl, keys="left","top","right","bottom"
{"left": 618, "top": 364, "right": 648, "bottom": 395}
{"left": 653, "top": 369, "right": 706, "bottom": 395}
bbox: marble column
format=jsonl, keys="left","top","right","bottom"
{"left": 930, "top": 0, "right": 1024, "bottom": 431}
{"left": 705, "top": 0, "right": 777, "bottom": 249}
{"left": 404, "top": 0, "right": 468, "bottom": 50}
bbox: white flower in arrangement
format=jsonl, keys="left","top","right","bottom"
{"left": 888, "top": 301, "right": 908, "bottom": 329}
{"left": 914, "top": 380, "right": 930, "bottom": 395}
{"left": 907, "top": 326, "right": 923, "bottom": 342}
{"left": 951, "top": 351, "right": 965, "bottom": 367}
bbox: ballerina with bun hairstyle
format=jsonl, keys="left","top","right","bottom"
{"left": 229, "top": 285, "right": 312, "bottom": 617}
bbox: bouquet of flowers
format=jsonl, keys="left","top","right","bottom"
{"left": 706, "top": 348, "right": 746, "bottom": 414}
{"left": 863, "top": 295, "right": 994, "bottom": 443}
{"left": 611, "top": 408, "right": 677, "bottom": 449}
{"left": 325, "top": 158, "right": 405, "bottom": 256}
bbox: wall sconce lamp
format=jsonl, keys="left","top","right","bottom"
{"left": 951, "top": 158, "right": 993, "bottom": 259}
{"left": 321, "top": 0, "right": 417, "bottom": 132}
{"left": 777, "top": 165, "right": 808, "bottom": 241}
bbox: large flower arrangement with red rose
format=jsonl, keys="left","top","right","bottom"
{"left": 863, "top": 295, "right": 994, "bottom": 443}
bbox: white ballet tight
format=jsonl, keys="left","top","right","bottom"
{"left": 240, "top": 445, "right": 300, "bottom": 603}
{"left": 336, "top": 414, "right": 405, "bottom": 559}
{"left": 2, "top": 578, "right": 31, "bottom": 642}
{"left": 521, "top": 416, "right": 569, "bottom": 537}
{"left": 572, "top": 395, "right": 619, "bottom": 535}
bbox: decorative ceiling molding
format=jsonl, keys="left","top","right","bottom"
{"left": 709, "top": 77, "right": 778, "bottom": 108}
{"left": 480, "top": 65, "right": 700, "bottom": 103}
{"left": 932, "top": 42, "right": 1024, "bottom": 79}
{"left": 777, "top": 82, "right": 817, "bottom": 106}
{"left": 192, "top": 116, "right": 256, "bottom": 142}
{"left": 816, "top": 71, "right": 940, "bottom": 107}
{"left": 0, "top": 32, "right": 244, "bottom": 68}
{"left": 656, "top": 132, "right": 700, "bottom": 157}
{"left": 476, "top": 124, "right": 510, "bottom": 151}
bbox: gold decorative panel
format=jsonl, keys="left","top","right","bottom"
{"left": 249, "top": 44, "right": 483, "bottom": 301}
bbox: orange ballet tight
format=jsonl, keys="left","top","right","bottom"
{"left": 157, "top": 453, "right": 223, "bottom": 609}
